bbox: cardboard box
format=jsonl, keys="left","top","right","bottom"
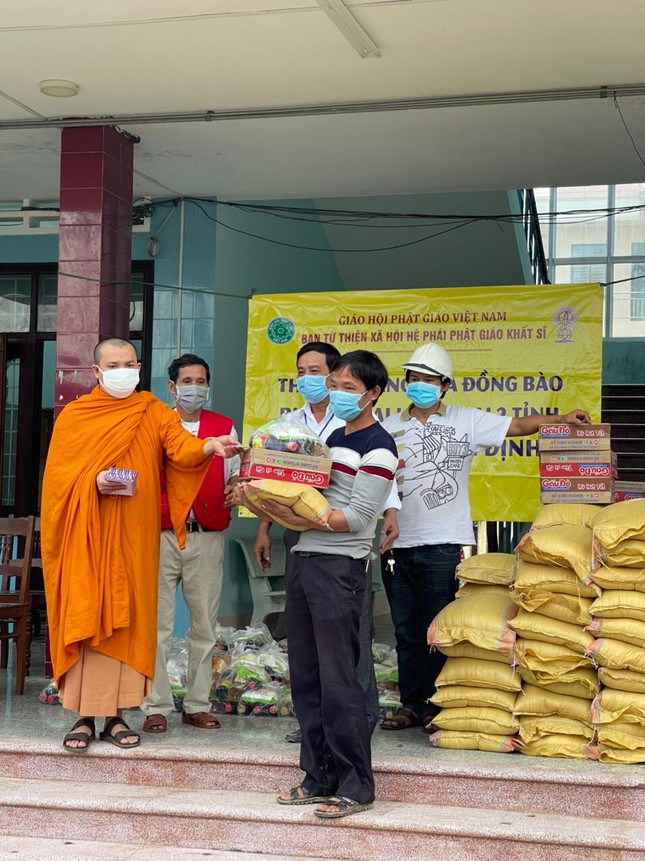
{"left": 540, "top": 491, "right": 614, "bottom": 505}
{"left": 104, "top": 467, "right": 138, "bottom": 496}
{"left": 239, "top": 448, "right": 331, "bottom": 488}
{"left": 539, "top": 450, "right": 618, "bottom": 466}
{"left": 540, "top": 477, "right": 614, "bottom": 494}
{"left": 614, "top": 480, "right": 645, "bottom": 503}
{"left": 539, "top": 460, "right": 617, "bottom": 478}
{"left": 538, "top": 423, "right": 611, "bottom": 451}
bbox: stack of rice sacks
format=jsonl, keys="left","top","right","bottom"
{"left": 426, "top": 553, "right": 521, "bottom": 753}
{"left": 511, "top": 504, "right": 600, "bottom": 760}
{"left": 586, "top": 499, "right": 645, "bottom": 764}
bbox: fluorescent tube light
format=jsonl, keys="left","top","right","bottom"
{"left": 315, "top": 0, "right": 381, "bottom": 59}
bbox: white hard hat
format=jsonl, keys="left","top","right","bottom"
{"left": 402, "top": 344, "right": 453, "bottom": 380}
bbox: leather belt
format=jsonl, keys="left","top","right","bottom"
{"left": 186, "top": 522, "right": 211, "bottom": 533}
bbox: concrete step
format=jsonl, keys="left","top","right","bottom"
{"left": 0, "top": 738, "right": 642, "bottom": 822}
{"left": 0, "top": 836, "right": 332, "bottom": 861}
{"left": 0, "top": 777, "right": 644, "bottom": 861}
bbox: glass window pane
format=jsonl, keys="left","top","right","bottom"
{"left": 2, "top": 357, "right": 20, "bottom": 505}
{"left": 609, "top": 262, "right": 645, "bottom": 338}
{"left": 37, "top": 274, "right": 57, "bottom": 332}
{"left": 0, "top": 277, "right": 30, "bottom": 332}
{"left": 554, "top": 186, "right": 609, "bottom": 258}
{"left": 533, "top": 187, "right": 551, "bottom": 256}
{"left": 554, "top": 263, "right": 607, "bottom": 285}
{"left": 613, "top": 183, "right": 645, "bottom": 257}
{"left": 130, "top": 272, "right": 144, "bottom": 332}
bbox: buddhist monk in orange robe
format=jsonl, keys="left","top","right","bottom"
{"left": 41, "top": 338, "right": 239, "bottom": 752}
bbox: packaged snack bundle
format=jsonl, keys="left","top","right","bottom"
{"left": 249, "top": 415, "right": 331, "bottom": 457}
{"left": 39, "top": 680, "right": 60, "bottom": 705}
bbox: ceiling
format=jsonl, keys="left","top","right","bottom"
{"left": 1, "top": 0, "right": 645, "bottom": 202}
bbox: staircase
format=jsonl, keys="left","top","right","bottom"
{"left": 0, "top": 733, "right": 643, "bottom": 860}
{"left": 602, "top": 383, "right": 645, "bottom": 481}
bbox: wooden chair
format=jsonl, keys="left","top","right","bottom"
{"left": 235, "top": 538, "right": 286, "bottom": 637}
{"left": 0, "top": 516, "right": 36, "bottom": 694}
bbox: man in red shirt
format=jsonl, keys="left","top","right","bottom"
{"left": 141, "top": 354, "right": 240, "bottom": 732}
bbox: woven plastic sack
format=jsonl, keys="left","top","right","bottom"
{"left": 514, "top": 559, "right": 599, "bottom": 598}
{"left": 598, "top": 666, "right": 645, "bottom": 694}
{"left": 435, "top": 642, "right": 515, "bottom": 665}
{"left": 586, "top": 616, "right": 645, "bottom": 650}
{"left": 514, "top": 638, "right": 593, "bottom": 673}
{"left": 517, "top": 665, "right": 599, "bottom": 700}
{"left": 430, "top": 685, "right": 518, "bottom": 712}
{"left": 597, "top": 721, "right": 645, "bottom": 748}
{"left": 598, "top": 745, "right": 645, "bottom": 764}
{"left": 508, "top": 609, "right": 593, "bottom": 654}
{"left": 428, "top": 730, "right": 520, "bottom": 753}
{"left": 240, "top": 480, "right": 331, "bottom": 531}
{"left": 455, "top": 553, "right": 515, "bottom": 586}
{"left": 513, "top": 684, "right": 592, "bottom": 723}
{"left": 515, "top": 525, "right": 594, "bottom": 585}
{"left": 519, "top": 715, "right": 595, "bottom": 743}
{"left": 589, "top": 564, "right": 645, "bottom": 591}
{"left": 590, "top": 688, "right": 645, "bottom": 726}
{"left": 427, "top": 592, "right": 517, "bottom": 655}
{"left": 590, "top": 498, "right": 645, "bottom": 550}
{"left": 435, "top": 657, "right": 521, "bottom": 692}
{"left": 511, "top": 590, "right": 593, "bottom": 626}
{"left": 586, "top": 638, "right": 645, "bottom": 674}
{"left": 432, "top": 706, "right": 519, "bottom": 735}
{"left": 531, "top": 503, "right": 602, "bottom": 530}
{"left": 520, "top": 735, "right": 598, "bottom": 760}
{"left": 455, "top": 583, "right": 511, "bottom": 600}
{"left": 590, "top": 590, "right": 645, "bottom": 623}
{"left": 597, "top": 539, "right": 645, "bottom": 568}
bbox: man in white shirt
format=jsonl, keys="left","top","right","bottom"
{"left": 381, "top": 343, "right": 590, "bottom": 732}
{"left": 254, "top": 341, "right": 400, "bottom": 741}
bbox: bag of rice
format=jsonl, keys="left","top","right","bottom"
{"left": 598, "top": 666, "right": 645, "bottom": 694}
{"left": 508, "top": 609, "right": 593, "bottom": 654}
{"left": 532, "top": 503, "right": 601, "bottom": 529}
{"left": 427, "top": 592, "right": 517, "bottom": 655}
{"left": 599, "top": 539, "right": 645, "bottom": 568}
{"left": 515, "top": 525, "right": 594, "bottom": 584}
{"left": 432, "top": 706, "right": 519, "bottom": 735}
{"left": 590, "top": 689, "right": 645, "bottom": 725}
{"left": 436, "top": 643, "right": 515, "bottom": 665}
{"left": 455, "top": 583, "right": 511, "bottom": 600}
{"left": 517, "top": 665, "right": 599, "bottom": 700}
{"left": 520, "top": 734, "right": 598, "bottom": 760}
{"left": 589, "top": 590, "right": 645, "bottom": 623}
{"left": 430, "top": 685, "right": 518, "bottom": 712}
{"left": 435, "top": 657, "right": 522, "bottom": 692}
{"left": 240, "top": 479, "right": 331, "bottom": 531}
{"left": 455, "top": 553, "right": 515, "bottom": 586}
{"left": 519, "top": 715, "right": 595, "bottom": 743}
{"left": 586, "top": 616, "right": 645, "bottom": 650}
{"left": 586, "top": 638, "right": 645, "bottom": 674}
{"left": 428, "top": 730, "right": 520, "bottom": 753}
{"left": 513, "top": 684, "right": 592, "bottom": 723}
{"left": 514, "top": 560, "right": 599, "bottom": 597}
{"left": 590, "top": 498, "right": 645, "bottom": 550}
{"left": 589, "top": 564, "right": 645, "bottom": 591}
{"left": 511, "top": 590, "right": 593, "bottom": 626}
{"left": 514, "top": 638, "right": 593, "bottom": 673}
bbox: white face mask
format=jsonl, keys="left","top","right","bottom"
{"left": 99, "top": 367, "right": 140, "bottom": 399}
{"left": 175, "top": 384, "right": 209, "bottom": 413}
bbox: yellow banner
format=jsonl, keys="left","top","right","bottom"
{"left": 243, "top": 284, "right": 603, "bottom": 522}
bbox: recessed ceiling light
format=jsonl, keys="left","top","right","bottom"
{"left": 39, "top": 79, "right": 80, "bottom": 98}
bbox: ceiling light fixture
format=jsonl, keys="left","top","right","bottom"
{"left": 314, "top": 0, "right": 381, "bottom": 59}
{"left": 38, "top": 79, "right": 80, "bottom": 97}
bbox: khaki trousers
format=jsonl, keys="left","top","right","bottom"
{"left": 142, "top": 528, "right": 224, "bottom": 717}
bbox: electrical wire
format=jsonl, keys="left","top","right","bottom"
{"left": 613, "top": 94, "right": 645, "bottom": 173}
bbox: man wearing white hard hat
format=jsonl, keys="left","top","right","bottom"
{"left": 380, "top": 343, "right": 590, "bottom": 732}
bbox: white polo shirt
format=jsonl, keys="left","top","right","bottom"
{"left": 382, "top": 403, "right": 511, "bottom": 547}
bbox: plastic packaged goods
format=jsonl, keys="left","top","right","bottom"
{"left": 228, "top": 624, "right": 273, "bottom": 650}
{"left": 455, "top": 553, "right": 516, "bottom": 586}
{"left": 378, "top": 688, "right": 402, "bottom": 719}
{"left": 38, "top": 681, "right": 60, "bottom": 705}
{"left": 248, "top": 416, "right": 330, "bottom": 458}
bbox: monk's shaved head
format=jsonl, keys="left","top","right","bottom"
{"left": 94, "top": 338, "right": 138, "bottom": 365}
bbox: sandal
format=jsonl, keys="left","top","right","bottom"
{"left": 380, "top": 707, "right": 422, "bottom": 731}
{"left": 100, "top": 716, "right": 141, "bottom": 749}
{"left": 314, "top": 796, "right": 374, "bottom": 819}
{"left": 63, "top": 718, "right": 95, "bottom": 753}
{"left": 142, "top": 713, "right": 167, "bottom": 733}
{"left": 181, "top": 710, "right": 220, "bottom": 729}
{"left": 277, "top": 785, "right": 330, "bottom": 806}
{"left": 422, "top": 712, "right": 438, "bottom": 733}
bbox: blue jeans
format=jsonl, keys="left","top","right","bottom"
{"left": 382, "top": 544, "right": 461, "bottom": 717}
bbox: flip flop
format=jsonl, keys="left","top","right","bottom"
{"left": 100, "top": 717, "right": 141, "bottom": 749}
{"left": 314, "top": 796, "right": 374, "bottom": 819}
{"left": 181, "top": 710, "right": 221, "bottom": 729}
{"left": 63, "top": 718, "right": 95, "bottom": 753}
{"left": 142, "top": 713, "right": 167, "bottom": 733}
{"left": 380, "top": 707, "right": 422, "bottom": 731}
{"left": 277, "top": 785, "right": 330, "bottom": 806}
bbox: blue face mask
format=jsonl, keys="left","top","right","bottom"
{"left": 329, "top": 390, "right": 370, "bottom": 422}
{"left": 407, "top": 381, "right": 441, "bottom": 409}
{"left": 296, "top": 374, "right": 329, "bottom": 405}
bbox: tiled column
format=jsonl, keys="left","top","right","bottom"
{"left": 54, "top": 126, "right": 137, "bottom": 414}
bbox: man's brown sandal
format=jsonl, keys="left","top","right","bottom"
{"left": 277, "top": 785, "right": 330, "bottom": 805}
{"left": 380, "top": 707, "right": 422, "bottom": 730}
{"left": 142, "top": 713, "right": 167, "bottom": 733}
{"left": 63, "top": 717, "right": 95, "bottom": 753}
{"left": 181, "top": 710, "right": 221, "bottom": 729}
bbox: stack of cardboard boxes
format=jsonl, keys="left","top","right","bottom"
{"left": 538, "top": 423, "right": 615, "bottom": 504}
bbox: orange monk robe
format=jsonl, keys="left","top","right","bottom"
{"left": 41, "top": 386, "right": 214, "bottom": 685}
